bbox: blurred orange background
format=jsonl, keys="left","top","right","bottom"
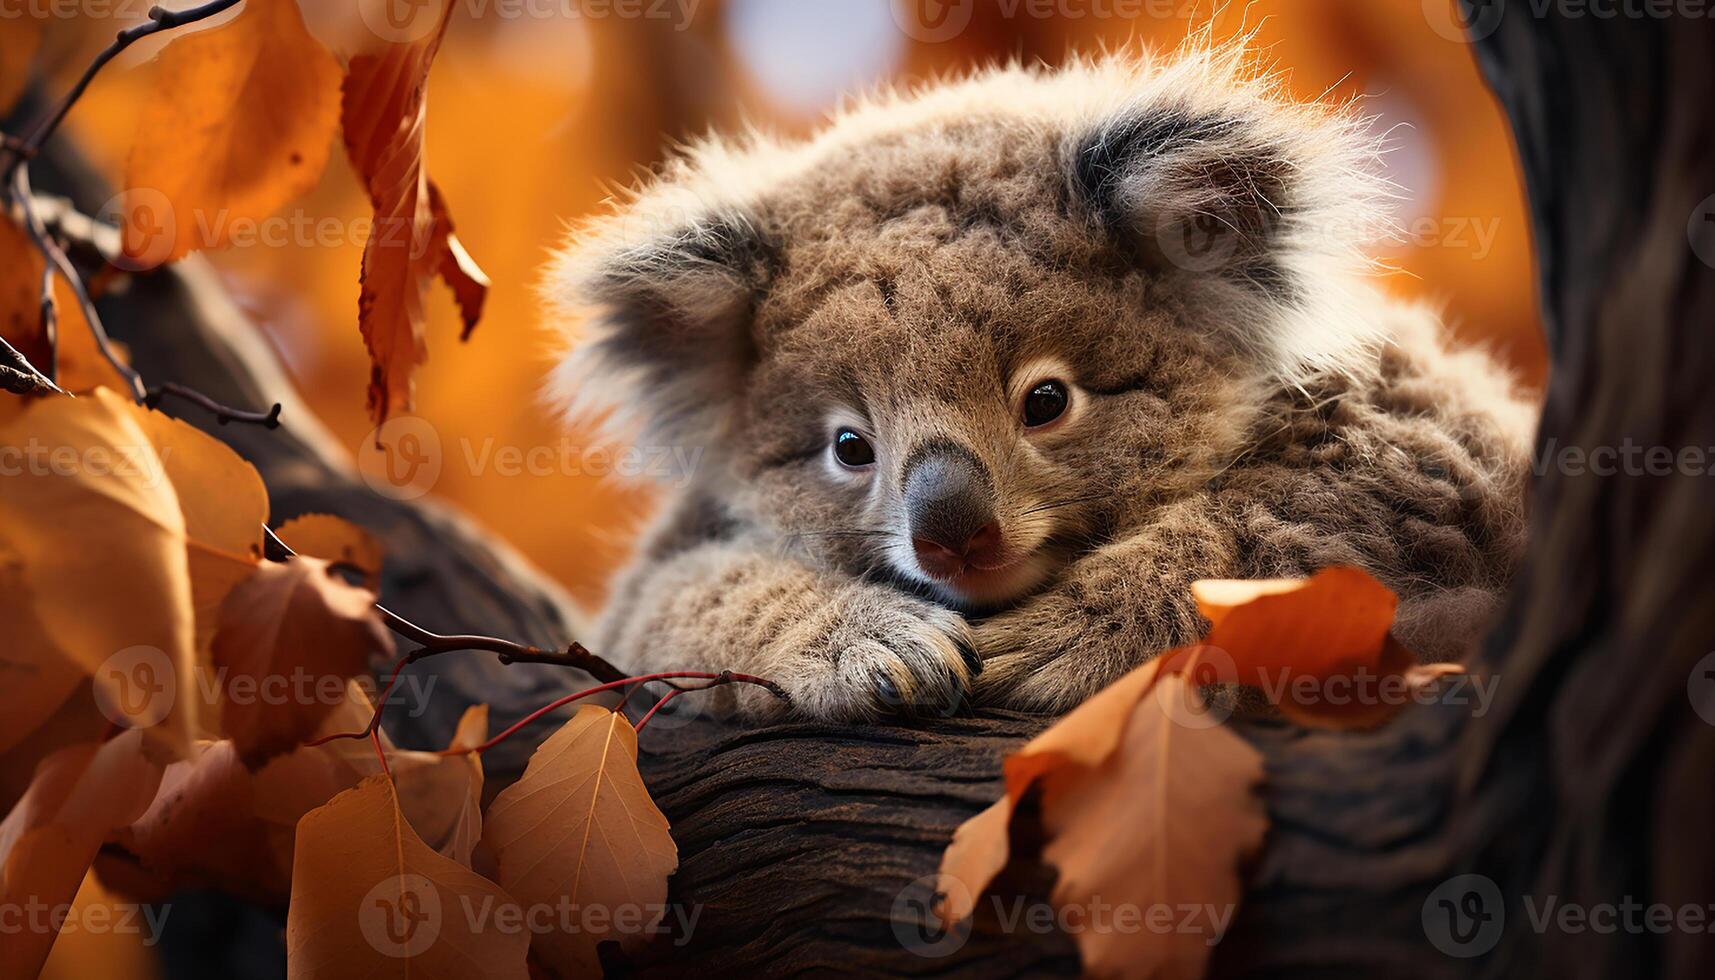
{"left": 42, "top": 0, "right": 1544, "bottom": 612}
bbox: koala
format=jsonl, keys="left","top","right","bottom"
{"left": 544, "top": 46, "right": 1537, "bottom": 719}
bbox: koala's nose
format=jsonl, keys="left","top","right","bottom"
{"left": 903, "top": 441, "right": 1002, "bottom": 577}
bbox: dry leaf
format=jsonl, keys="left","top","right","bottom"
{"left": 286, "top": 774, "right": 529, "bottom": 979}
{"left": 1188, "top": 568, "right": 1460, "bottom": 730}
{"left": 1038, "top": 676, "right": 1266, "bottom": 980}
{"left": 1191, "top": 567, "right": 1398, "bottom": 685}
{"left": 0, "top": 549, "right": 84, "bottom": 757}
{"left": 123, "top": 0, "right": 342, "bottom": 265}
{"left": 482, "top": 705, "right": 678, "bottom": 975}
{"left": 275, "top": 512, "right": 384, "bottom": 591}
{"left": 0, "top": 731, "right": 167, "bottom": 977}
{"left": 341, "top": 0, "right": 489, "bottom": 423}
{"left": 933, "top": 796, "right": 1014, "bottom": 926}
{"left": 104, "top": 739, "right": 289, "bottom": 904}
{"left": 937, "top": 658, "right": 1175, "bottom": 925}
{"left": 395, "top": 705, "right": 486, "bottom": 869}
{"left": 211, "top": 556, "right": 394, "bottom": 767}
{"left": 0, "top": 389, "right": 203, "bottom": 751}
{"left": 130, "top": 402, "right": 270, "bottom": 737}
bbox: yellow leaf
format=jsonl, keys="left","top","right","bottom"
{"left": 395, "top": 704, "right": 486, "bottom": 869}
{"left": 341, "top": 0, "right": 489, "bottom": 422}
{"left": 482, "top": 705, "right": 678, "bottom": 975}
{"left": 211, "top": 556, "right": 393, "bottom": 767}
{"left": 105, "top": 739, "right": 288, "bottom": 904}
{"left": 0, "top": 730, "right": 167, "bottom": 977}
{"left": 0, "top": 389, "right": 201, "bottom": 752}
{"left": 275, "top": 512, "right": 384, "bottom": 591}
{"left": 123, "top": 0, "right": 342, "bottom": 266}
{"left": 0, "top": 548, "right": 84, "bottom": 757}
{"left": 286, "top": 774, "right": 529, "bottom": 979}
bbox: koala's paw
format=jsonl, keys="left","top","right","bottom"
{"left": 970, "top": 598, "right": 1143, "bottom": 714}
{"left": 757, "top": 588, "right": 979, "bottom": 722}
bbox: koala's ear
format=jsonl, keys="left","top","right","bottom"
{"left": 1068, "top": 108, "right": 1294, "bottom": 298}
{"left": 546, "top": 212, "right": 775, "bottom": 447}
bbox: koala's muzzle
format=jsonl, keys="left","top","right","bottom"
{"left": 902, "top": 441, "right": 1003, "bottom": 578}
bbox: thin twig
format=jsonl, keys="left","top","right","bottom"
{"left": 9, "top": 167, "right": 145, "bottom": 401}
{"left": 146, "top": 382, "right": 281, "bottom": 428}
{"left": 0, "top": 334, "right": 62, "bottom": 395}
{"left": 262, "top": 525, "right": 635, "bottom": 686}
{"left": 37, "top": 259, "right": 56, "bottom": 381}
{"left": 2, "top": 0, "right": 246, "bottom": 175}
{"left": 633, "top": 688, "right": 685, "bottom": 732}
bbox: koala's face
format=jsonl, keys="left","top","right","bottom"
{"left": 731, "top": 231, "right": 1247, "bottom": 610}
{"left": 549, "top": 56, "right": 1389, "bottom": 610}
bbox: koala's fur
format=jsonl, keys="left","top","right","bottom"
{"left": 544, "top": 44, "right": 1537, "bottom": 719}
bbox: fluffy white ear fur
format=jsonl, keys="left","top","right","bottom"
{"left": 543, "top": 39, "right": 1400, "bottom": 442}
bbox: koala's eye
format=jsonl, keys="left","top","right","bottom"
{"left": 1022, "top": 381, "right": 1070, "bottom": 428}
{"left": 833, "top": 428, "right": 876, "bottom": 468}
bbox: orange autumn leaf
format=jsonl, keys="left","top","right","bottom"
{"left": 1187, "top": 567, "right": 1468, "bottom": 730}
{"left": 482, "top": 705, "right": 678, "bottom": 976}
{"left": 0, "top": 389, "right": 204, "bottom": 752}
{"left": 130, "top": 402, "right": 270, "bottom": 737}
{"left": 1190, "top": 566, "right": 1399, "bottom": 684}
{"left": 0, "top": 548, "right": 84, "bottom": 758}
{"left": 340, "top": 0, "right": 489, "bottom": 423}
{"left": 1038, "top": 676, "right": 1266, "bottom": 980}
{"left": 933, "top": 796, "right": 1013, "bottom": 926}
{"left": 252, "top": 682, "right": 487, "bottom": 878}
{"left": 211, "top": 556, "right": 393, "bottom": 767}
{"left": 935, "top": 672, "right": 1266, "bottom": 980}
{"left": 123, "top": 0, "right": 342, "bottom": 266}
{"left": 286, "top": 774, "right": 529, "bottom": 979}
{"left": 105, "top": 739, "right": 288, "bottom": 904}
{"left": 275, "top": 512, "right": 384, "bottom": 592}
{"left": 0, "top": 730, "right": 167, "bottom": 977}
{"left": 394, "top": 704, "right": 486, "bottom": 869}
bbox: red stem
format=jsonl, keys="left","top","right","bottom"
{"left": 633, "top": 689, "right": 684, "bottom": 732}
{"left": 305, "top": 654, "right": 412, "bottom": 747}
